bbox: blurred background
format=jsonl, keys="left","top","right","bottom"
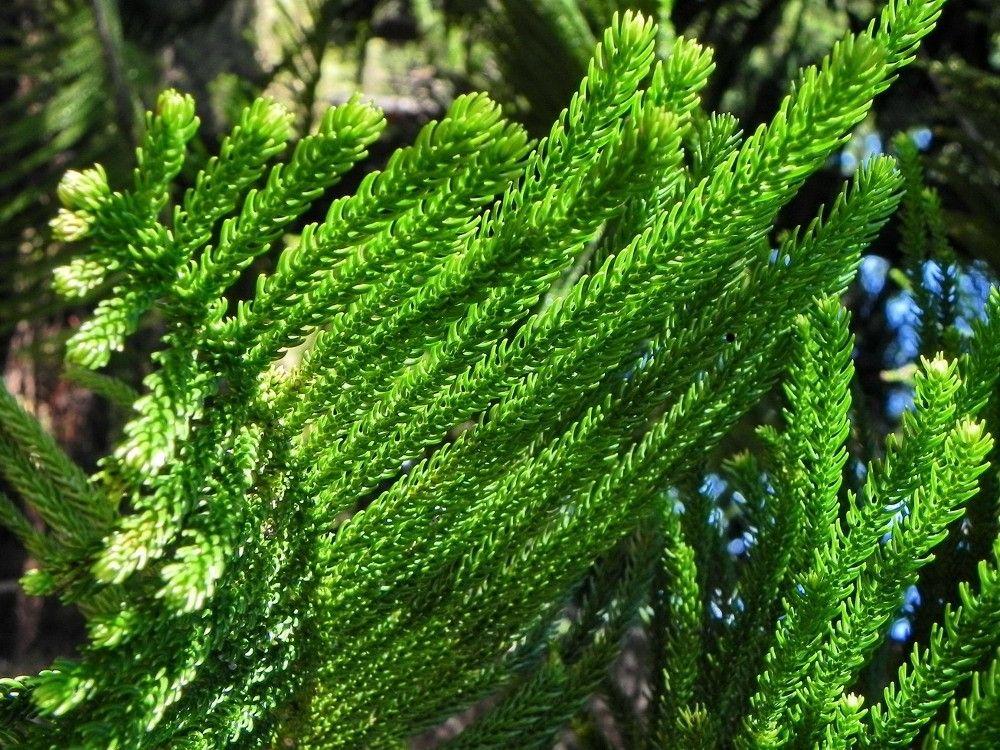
{"left": 0, "top": 0, "right": 997, "bottom": 744}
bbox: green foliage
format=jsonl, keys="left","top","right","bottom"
{"left": 924, "top": 652, "right": 1000, "bottom": 749}
{"left": 919, "top": 0, "right": 1000, "bottom": 274}
{"left": 868, "top": 535, "right": 1000, "bottom": 747}
{"left": 0, "top": 0, "right": 140, "bottom": 328}
{"left": 1, "top": 2, "right": 999, "bottom": 748}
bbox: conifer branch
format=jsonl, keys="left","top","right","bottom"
{"left": 0, "top": 2, "right": 976, "bottom": 746}
{"left": 924, "top": 652, "right": 1000, "bottom": 749}
{"left": 865, "top": 536, "right": 1000, "bottom": 747}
